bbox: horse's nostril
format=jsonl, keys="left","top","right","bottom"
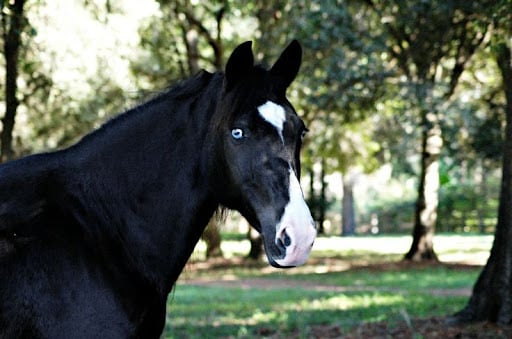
{"left": 283, "top": 231, "right": 292, "bottom": 247}
{"left": 277, "top": 229, "right": 292, "bottom": 249}
{"left": 277, "top": 237, "right": 285, "bottom": 249}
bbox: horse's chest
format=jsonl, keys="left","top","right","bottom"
{"left": 0, "top": 246, "right": 165, "bottom": 338}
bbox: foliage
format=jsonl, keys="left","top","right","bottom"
{"left": 1, "top": 0, "right": 510, "bottom": 240}
{"left": 1, "top": 0, "right": 153, "bottom": 154}
{"left": 132, "top": 0, "right": 255, "bottom": 90}
{"left": 286, "top": 0, "right": 387, "bottom": 174}
{"left": 437, "top": 173, "right": 500, "bottom": 233}
{"left": 365, "top": 198, "right": 416, "bottom": 233}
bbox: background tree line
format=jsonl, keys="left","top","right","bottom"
{"left": 1, "top": 0, "right": 512, "bottom": 325}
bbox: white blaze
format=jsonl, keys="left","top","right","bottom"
{"left": 257, "top": 101, "right": 286, "bottom": 142}
{"left": 274, "top": 169, "right": 316, "bottom": 267}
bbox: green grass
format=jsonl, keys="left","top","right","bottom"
{"left": 163, "top": 286, "right": 472, "bottom": 338}
{"left": 162, "top": 234, "right": 489, "bottom": 338}
{"left": 264, "top": 265, "right": 479, "bottom": 290}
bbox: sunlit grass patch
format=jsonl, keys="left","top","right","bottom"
{"left": 263, "top": 263, "right": 481, "bottom": 292}
{"left": 164, "top": 286, "right": 329, "bottom": 337}
{"left": 163, "top": 285, "right": 469, "bottom": 338}
{"left": 434, "top": 234, "right": 493, "bottom": 264}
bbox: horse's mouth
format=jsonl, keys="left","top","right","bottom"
{"left": 259, "top": 232, "right": 288, "bottom": 267}
{"left": 259, "top": 223, "right": 316, "bottom": 269}
{"left": 267, "top": 258, "right": 295, "bottom": 269}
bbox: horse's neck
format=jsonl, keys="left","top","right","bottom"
{"left": 64, "top": 87, "right": 220, "bottom": 293}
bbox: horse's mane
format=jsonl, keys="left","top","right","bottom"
{"left": 72, "top": 70, "right": 220, "bottom": 149}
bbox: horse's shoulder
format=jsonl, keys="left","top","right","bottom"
{"left": 0, "top": 154, "right": 62, "bottom": 255}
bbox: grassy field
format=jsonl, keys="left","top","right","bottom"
{"left": 162, "top": 234, "right": 493, "bottom": 338}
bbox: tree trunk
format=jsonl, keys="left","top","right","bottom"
{"left": 477, "top": 159, "right": 489, "bottom": 234}
{"left": 341, "top": 172, "right": 356, "bottom": 236}
{"left": 202, "top": 219, "right": 223, "bottom": 258}
{"left": 449, "top": 42, "right": 512, "bottom": 325}
{"left": 184, "top": 28, "right": 200, "bottom": 75}
{"left": 1, "top": 0, "right": 26, "bottom": 162}
{"left": 404, "top": 110, "right": 442, "bottom": 261}
{"left": 247, "top": 226, "right": 263, "bottom": 260}
{"left": 318, "top": 159, "right": 326, "bottom": 234}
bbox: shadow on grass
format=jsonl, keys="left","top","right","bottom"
{"left": 163, "top": 283, "right": 470, "bottom": 338}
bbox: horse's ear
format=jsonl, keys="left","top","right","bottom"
{"left": 225, "top": 41, "right": 254, "bottom": 91}
{"left": 270, "top": 40, "right": 302, "bottom": 95}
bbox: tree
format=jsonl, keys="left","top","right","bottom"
{"left": 283, "top": 0, "right": 386, "bottom": 235}
{"left": 1, "top": 0, "right": 26, "bottom": 162}
{"left": 342, "top": 169, "right": 357, "bottom": 236}
{"left": 366, "top": 0, "right": 489, "bottom": 260}
{"left": 0, "top": 1, "right": 147, "bottom": 158}
{"left": 450, "top": 1, "right": 512, "bottom": 324}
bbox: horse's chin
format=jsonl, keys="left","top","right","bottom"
{"left": 266, "top": 256, "right": 296, "bottom": 269}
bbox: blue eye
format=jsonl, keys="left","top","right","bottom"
{"left": 231, "top": 128, "right": 244, "bottom": 140}
{"left": 301, "top": 130, "right": 308, "bottom": 142}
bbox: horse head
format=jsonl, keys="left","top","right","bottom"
{"left": 209, "top": 40, "right": 316, "bottom": 268}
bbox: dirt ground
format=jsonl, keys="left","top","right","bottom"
{"left": 181, "top": 258, "right": 512, "bottom": 338}
{"left": 252, "top": 311, "right": 512, "bottom": 338}
{"left": 301, "top": 317, "right": 512, "bottom": 339}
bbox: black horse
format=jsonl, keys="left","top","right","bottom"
{"left": 0, "top": 40, "right": 316, "bottom": 338}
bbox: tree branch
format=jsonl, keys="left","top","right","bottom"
{"left": 444, "top": 18, "right": 489, "bottom": 100}
{"left": 182, "top": 6, "right": 223, "bottom": 70}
